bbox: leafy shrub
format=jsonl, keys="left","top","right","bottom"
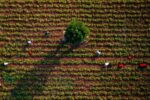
{"left": 64, "top": 19, "right": 90, "bottom": 46}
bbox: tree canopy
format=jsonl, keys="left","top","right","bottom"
{"left": 64, "top": 19, "right": 90, "bottom": 46}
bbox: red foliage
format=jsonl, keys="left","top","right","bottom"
{"left": 28, "top": 51, "right": 32, "bottom": 56}
{"left": 139, "top": 63, "right": 147, "bottom": 68}
{"left": 118, "top": 63, "right": 125, "bottom": 68}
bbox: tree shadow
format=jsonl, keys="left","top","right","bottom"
{"left": 7, "top": 42, "right": 73, "bottom": 99}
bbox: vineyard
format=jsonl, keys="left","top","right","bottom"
{"left": 0, "top": 0, "right": 150, "bottom": 99}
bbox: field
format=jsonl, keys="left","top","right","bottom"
{"left": 0, "top": 0, "right": 150, "bottom": 99}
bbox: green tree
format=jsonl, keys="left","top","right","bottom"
{"left": 64, "top": 19, "right": 90, "bottom": 46}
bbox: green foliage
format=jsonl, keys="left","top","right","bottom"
{"left": 39, "top": 59, "right": 60, "bottom": 65}
{"left": 65, "top": 19, "right": 90, "bottom": 46}
{"left": 2, "top": 72, "right": 17, "bottom": 84}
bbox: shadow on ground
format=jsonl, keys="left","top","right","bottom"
{"left": 6, "top": 42, "right": 73, "bottom": 99}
